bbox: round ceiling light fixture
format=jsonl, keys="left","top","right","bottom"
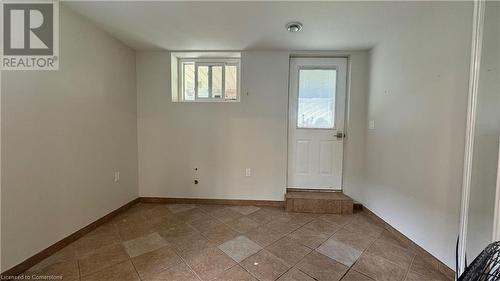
{"left": 286, "top": 22, "right": 303, "bottom": 33}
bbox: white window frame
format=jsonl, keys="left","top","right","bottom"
{"left": 178, "top": 58, "right": 240, "bottom": 102}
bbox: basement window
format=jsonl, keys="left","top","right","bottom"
{"left": 171, "top": 52, "right": 241, "bottom": 102}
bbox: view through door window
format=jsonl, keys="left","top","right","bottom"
{"left": 297, "top": 69, "right": 337, "bottom": 129}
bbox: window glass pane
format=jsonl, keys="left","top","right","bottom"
{"left": 225, "top": 65, "right": 237, "bottom": 100}
{"left": 212, "top": 66, "right": 222, "bottom": 98}
{"left": 183, "top": 63, "right": 195, "bottom": 101}
{"left": 297, "top": 69, "right": 336, "bottom": 129}
{"left": 197, "top": 66, "right": 209, "bottom": 98}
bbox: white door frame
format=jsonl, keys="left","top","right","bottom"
{"left": 457, "top": 0, "right": 486, "bottom": 276}
{"left": 286, "top": 56, "right": 349, "bottom": 191}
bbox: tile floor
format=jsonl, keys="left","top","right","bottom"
{"left": 21, "top": 203, "right": 452, "bottom": 281}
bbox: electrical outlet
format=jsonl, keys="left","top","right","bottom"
{"left": 245, "top": 168, "right": 251, "bottom": 177}
{"left": 114, "top": 171, "right": 120, "bottom": 183}
{"left": 369, "top": 120, "right": 375, "bottom": 130}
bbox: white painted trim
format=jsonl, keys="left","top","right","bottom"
{"left": 492, "top": 139, "right": 500, "bottom": 241}
{"left": 457, "top": 0, "right": 486, "bottom": 276}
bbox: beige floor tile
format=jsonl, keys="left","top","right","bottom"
{"left": 316, "top": 239, "right": 362, "bottom": 267}
{"left": 123, "top": 232, "right": 169, "bottom": 257}
{"left": 341, "top": 270, "right": 374, "bottom": 281}
{"left": 27, "top": 260, "right": 79, "bottom": 281}
{"left": 201, "top": 224, "right": 239, "bottom": 245}
{"left": 289, "top": 226, "right": 332, "bottom": 249}
{"left": 74, "top": 225, "right": 121, "bottom": 257}
{"left": 188, "top": 216, "right": 223, "bottom": 233}
{"left": 405, "top": 270, "right": 450, "bottom": 281}
{"left": 117, "top": 221, "right": 156, "bottom": 242}
{"left": 409, "top": 256, "right": 450, "bottom": 280}
{"left": 365, "top": 239, "right": 414, "bottom": 270}
{"left": 377, "top": 230, "right": 411, "bottom": 250}
{"left": 214, "top": 265, "right": 257, "bottom": 281}
{"left": 112, "top": 209, "right": 147, "bottom": 227}
{"left": 78, "top": 243, "right": 129, "bottom": 276}
{"left": 131, "top": 246, "right": 182, "bottom": 279}
{"left": 166, "top": 204, "right": 196, "bottom": 214}
{"left": 331, "top": 228, "right": 377, "bottom": 251}
{"left": 304, "top": 219, "right": 342, "bottom": 234}
{"left": 218, "top": 236, "right": 263, "bottom": 262}
{"left": 210, "top": 208, "right": 244, "bottom": 223}
{"left": 277, "top": 267, "right": 315, "bottom": 281}
{"left": 286, "top": 213, "right": 316, "bottom": 225}
{"left": 81, "top": 260, "right": 140, "bottom": 281}
{"left": 159, "top": 223, "right": 198, "bottom": 242}
{"left": 146, "top": 216, "right": 176, "bottom": 233}
{"left": 229, "top": 205, "right": 261, "bottom": 215}
{"left": 344, "top": 216, "right": 384, "bottom": 238}
{"left": 245, "top": 225, "right": 284, "bottom": 247}
{"left": 29, "top": 244, "right": 78, "bottom": 271}
{"left": 198, "top": 204, "right": 227, "bottom": 214}
{"left": 245, "top": 208, "right": 281, "bottom": 225}
{"left": 320, "top": 214, "right": 354, "bottom": 227}
{"left": 144, "top": 262, "right": 200, "bottom": 281}
{"left": 265, "top": 217, "right": 305, "bottom": 236}
{"left": 167, "top": 231, "right": 214, "bottom": 253}
{"left": 266, "top": 236, "right": 312, "bottom": 266}
{"left": 142, "top": 204, "right": 173, "bottom": 219}
{"left": 241, "top": 250, "right": 290, "bottom": 281}
{"left": 177, "top": 208, "right": 210, "bottom": 223}
{"left": 352, "top": 253, "right": 406, "bottom": 281}
{"left": 182, "top": 247, "right": 236, "bottom": 281}
{"left": 129, "top": 203, "right": 159, "bottom": 215}
{"left": 226, "top": 216, "right": 260, "bottom": 233}
{"left": 296, "top": 251, "right": 348, "bottom": 281}
{"left": 91, "top": 223, "right": 121, "bottom": 237}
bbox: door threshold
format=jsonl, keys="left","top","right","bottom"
{"left": 286, "top": 187, "right": 342, "bottom": 193}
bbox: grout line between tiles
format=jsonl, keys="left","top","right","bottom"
{"left": 77, "top": 259, "right": 82, "bottom": 281}
{"left": 403, "top": 254, "right": 417, "bottom": 281}
{"left": 129, "top": 257, "right": 144, "bottom": 281}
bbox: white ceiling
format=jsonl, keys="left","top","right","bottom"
{"left": 64, "top": 1, "right": 459, "bottom": 51}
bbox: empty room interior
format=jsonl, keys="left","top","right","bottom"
{"left": 1, "top": 1, "right": 499, "bottom": 281}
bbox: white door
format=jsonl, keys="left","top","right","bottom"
{"left": 287, "top": 57, "right": 347, "bottom": 190}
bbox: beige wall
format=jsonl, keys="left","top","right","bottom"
{"left": 1, "top": 6, "right": 138, "bottom": 271}
{"left": 137, "top": 51, "right": 369, "bottom": 201}
{"left": 355, "top": 2, "right": 473, "bottom": 268}
{"left": 342, "top": 52, "right": 370, "bottom": 201}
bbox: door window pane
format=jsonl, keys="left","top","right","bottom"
{"left": 297, "top": 69, "right": 336, "bottom": 129}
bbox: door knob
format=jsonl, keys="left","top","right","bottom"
{"left": 336, "top": 132, "right": 345, "bottom": 139}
